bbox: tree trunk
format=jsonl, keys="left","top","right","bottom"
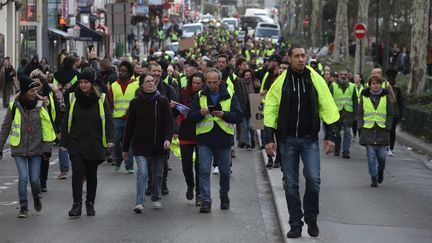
{"left": 288, "top": 0, "right": 297, "bottom": 34}
{"left": 354, "top": 0, "right": 369, "bottom": 75}
{"left": 381, "top": 0, "right": 393, "bottom": 72}
{"left": 409, "top": 0, "right": 430, "bottom": 94}
{"left": 297, "top": 0, "right": 305, "bottom": 36}
{"left": 310, "top": 0, "right": 321, "bottom": 47}
{"left": 332, "top": 0, "right": 349, "bottom": 63}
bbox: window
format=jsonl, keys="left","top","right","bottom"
{"left": 21, "top": 0, "right": 38, "bottom": 22}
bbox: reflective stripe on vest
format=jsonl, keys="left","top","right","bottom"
{"left": 111, "top": 81, "right": 139, "bottom": 118}
{"left": 49, "top": 93, "right": 56, "bottom": 122}
{"left": 363, "top": 95, "right": 387, "bottom": 128}
{"left": 355, "top": 84, "right": 364, "bottom": 103}
{"left": 332, "top": 82, "right": 355, "bottom": 112}
{"left": 226, "top": 74, "right": 236, "bottom": 94}
{"left": 53, "top": 75, "right": 77, "bottom": 86}
{"left": 196, "top": 90, "right": 235, "bottom": 135}
{"left": 260, "top": 71, "right": 270, "bottom": 93}
{"left": 68, "top": 93, "right": 108, "bottom": 148}
{"left": 179, "top": 75, "right": 188, "bottom": 89}
{"left": 9, "top": 102, "right": 56, "bottom": 146}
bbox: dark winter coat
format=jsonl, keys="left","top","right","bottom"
{"left": 60, "top": 90, "right": 114, "bottom": 162}
{"left": 178, "top": 87, "right": 199, "bottom": 141}
{"left": 187, "top": 84, "right": 243, "bottom": 149}
{"left": 358, "top": 88, "right": 394, "bottom": 146}
{"left": 122, "top": 89, "right": 174, "bottom": 156}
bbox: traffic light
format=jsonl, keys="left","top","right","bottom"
{"left": 58, "top": 14, "right": 68, "bottom": 31}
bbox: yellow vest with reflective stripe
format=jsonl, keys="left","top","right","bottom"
{"left": 332, "top": 82, "right": 355, "bottom": 112}
{"left": 363, "top": 95, "right": 387, "bottom": 128}
{"left": 68, "top": 93, "right": 108, "bottom": 148}
{"left": 355, "top": 84, "right": 364, "bottom": 103}
{"left": 48, "top": 93, "right": 56, "bottom": 122}
{"left": 179, "top": 75, "right": 188, "bottom": 89}
{"left": 226, "top": 73, "right": 237, "bottom": 94}
{"left": 196, "top": 90, "right": 235, "bottom": 135}
{"left": 260, "top": 71, "right": 270, "bottom": 93}
{"left": 111, "top": 81, "right": 139, "bottom": 118}
{"left": 9, "top": 102, "right": 56, "bottom": 146}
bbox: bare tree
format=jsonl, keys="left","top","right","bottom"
{"left": 288, "top": 0, "right": 297, "bottom": 35}
{"left": 297, "top": 0, "right": 306, "bottom": 36}
{"left": 354, "top": 0, "right": 369, "bottom": 75}
{"left": 381, "top": 0, "right": 394, "bottom": 72}
{"left": 409, "top": 0, "right": 430, "bottom": 94}
{"left": 310, "top": 0, "right": 322, "bottom": 47}
{"left": 332, "top": 0, "right": 349, "bottom": 63}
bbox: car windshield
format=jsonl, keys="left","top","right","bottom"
{"left": 183, "top": 25, "right": 202, "bottom": 33}
{"left": 223, "top": 20, "right": 236, "bottom": 26}
{"left": 168, "top": 43, "right": 178, "bottom": 52}
{"left": 256, "top": 28, "right": 280, "bottom": 38}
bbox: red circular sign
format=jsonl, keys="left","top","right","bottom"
{"left": 354, "top": 23, "right": 367, "bottom": 39}
{"left": 303, "top": 18, "right": 310, "bottom": 27}
{"left": 162, "top": 15, "right": 169, "bottom": 23}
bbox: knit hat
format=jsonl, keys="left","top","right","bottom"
{"left": 20, "top": 76, "right": 39, "bottom": 94}
{"left": 78, "top": 68, "right": 96, "bottom": 84}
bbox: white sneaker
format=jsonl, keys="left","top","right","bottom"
{"left": 134, "top": 204, "right": 144, "bottom": 213}
{"left": 153, "top": 201, "right": 162, "bottom": 209}
{"left": 387, "top": 150, "right": 394, "bottom": 156}
{"left": 212, "top": 166, "right": 219, "bottom": 175}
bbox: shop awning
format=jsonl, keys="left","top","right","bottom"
{"left": 76, "top": 22, "right": 104, "bottom": 42}
{"left": 48, "top": 28, "right": 73, "bottom": 39}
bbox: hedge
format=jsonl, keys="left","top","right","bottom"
{"left": 401, "top": 106, "right": 432, "bottom": 142}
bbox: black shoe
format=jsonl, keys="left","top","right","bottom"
{"left": 186, "top": 186, "right": 194, "bottom": 200}
{"left": 266, "top": 157, "right": 274, "bottom": 168}
{"left": 307, "top": 221, "right": 319, "bottom": 237}
{"left": 18, "top": 207, "right": 28, "bottom": 218}
{"left": 195, "top": 196, "right": 202, "bottom": 206}
{"left": 33, "top": 195, "right": 42, "bottom": 212}
{"left": 259, "top": 145, "right": 265, "bottom": 150}
{"left": 334, "top": 151, "right": 340, "bottom": 157}
{"left": 237, "top": 142, "right": 246, "bottom": 149}
{"left": 86, "top": 202, "right": 95, "bottom": 216}
{"left": 145, "top": 185, "right": 151, "bottom": 196}
{"left": 378, "top": 170, "right": 384, "bottom": 184}
{"left": 41, "top": 187, "right": 48, "bottom": 193}
{"left": 251, "top": 141, "right": 256, "bottom": 149}
{"left": 273, "top": 159, "right": 280, "bottom": 168}
{"left": 286, "top": 227, "right": 302, "bottom": 238}
{"left": 371, "top": 176, "right": 378, "bottom": 187}
{"left": 220, "top": 195, "right": 230, "bottom": 210}
{"left": 68, "top": 202, "right": 82, "bottom": 218}
{"left": 199, "top": 202, "right": 211, "bottom": 213}
{"left": 162, "top": 182, "right": 169, "bottom": 195}
{"left": 342, "top": 152, "right": 350, "bottom": 159}
{"left": 245, "top": 145, "right": 251, "bottom": 151}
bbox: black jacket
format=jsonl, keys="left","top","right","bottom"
{"left": 60, "top": 92, "right": 114, "bottom": 162}
{"left": 188, "top": 84, "right": 243, "bottom": 149}
{"left": 264, "top": 68, "right": 338, "bottom": 144}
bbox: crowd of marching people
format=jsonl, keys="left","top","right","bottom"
{"left": 0, "top": 23, "right": 404, "bottom": 239}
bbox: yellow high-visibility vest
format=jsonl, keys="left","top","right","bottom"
{"left": 68, "top": 93, "right": 108, "bottom": 148}
{"left": 196, "top": 90, "right": 235, "bottom": 135}
{"left": 111, "top": 81, "right": 139, "bottom": 118}
{"left": 332, "top": 82, "right": 355, "bottom": 112}
{"left": 363, "top": 95, "right": 387, "bottom": 128}
{"left": 9, "top": 102, "right": 56, "bottom": 146}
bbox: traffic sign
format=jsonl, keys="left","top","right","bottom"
{"left": 354, "top": 23, "right": 367, "bottom": 40}
{"left": 303, "top": 18, "right": 309, "bottom": 27}
{"left": 162, "top": 15, "right": 169, "bottom": 23}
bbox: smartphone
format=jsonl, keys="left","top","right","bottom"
{"left": 208, "top": 105, "right": 215, "bottom": 112}
{"left": 88, "top": 45, "right": 94, "bottom": 52}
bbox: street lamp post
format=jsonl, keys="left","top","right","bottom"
{"left": 375, "top": 0, "right": 379, "bottom": 66}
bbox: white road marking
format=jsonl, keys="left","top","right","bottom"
{"left": 0, "top": 201, "right": 18, "bottom": 206}
{"left": 0, "top": 186, "right": 8, "bottom": 189}
{"left": 3, "top": 183, "right": 14, "bottom": 186}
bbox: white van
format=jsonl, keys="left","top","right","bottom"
{"left": 254, "top": 22, "right": 280, "bottom": 43}
{"left": 245, "top": 8, "right": 269, "bottom": 17}
{"left": 182, "top": 23, "right": 204, "bottom": 38}
{"left": 222, "top": 18, "right": 239, "bottom": 30}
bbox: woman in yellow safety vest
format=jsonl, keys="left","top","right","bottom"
{"left": 59, "top": 68, "right": 114, "bottom": 218}
{"left": 352, "top": 73, "right": 364, "bottom": 140}
{"left": 357, "top": 75, "right": 394, "bottom": 188}
{"left": 0, "top": 76, "right": 56, "bottom": 218}
{"left": 30, "top": 69, "right": 59, "bottom": 193}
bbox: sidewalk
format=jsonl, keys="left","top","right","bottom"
{"left": 257, "top": 129, "right": 432, "bottom": 243}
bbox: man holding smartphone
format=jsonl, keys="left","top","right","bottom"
{"left": 187, "top": 68, "right": 242, "bottom": 213}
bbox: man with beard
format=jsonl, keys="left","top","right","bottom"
{"left": 329, "top": 69, "right": 358, "bottom": 159}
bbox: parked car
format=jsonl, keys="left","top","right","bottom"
{"left": 182, "top": 23, "right": 204, "bottom": 38}
{"left": 254, "top": 22, "right": 280, "bottom": 43}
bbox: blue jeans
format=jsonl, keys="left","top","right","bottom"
{"left": 114, "top": 119, "right": 133, "bottom": 170}
{"left": 15, "top": 156, "right": 42, "bottom": 207}
{"left": 59, "top": 148, "right": 70, "bottom": 172}
{"left": 336, "top": 124, "right": 352, "bottom": 155}
{"left": 135, "top": 156, "right": 149, "bottom": 205}
{"left": 240, "top": 118, "right": 253, "bottom": 146}
{"left": 198, "top": 145, "right": 231, "bottom": 204}
{"left": 366, "top": 145, "right": 386, "bottom": 177}
{"left": 279, "top": 136, "right": 320, "bottom": 227}
{"left": 147, "top": 155, "right": 165, "bottom": 202}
